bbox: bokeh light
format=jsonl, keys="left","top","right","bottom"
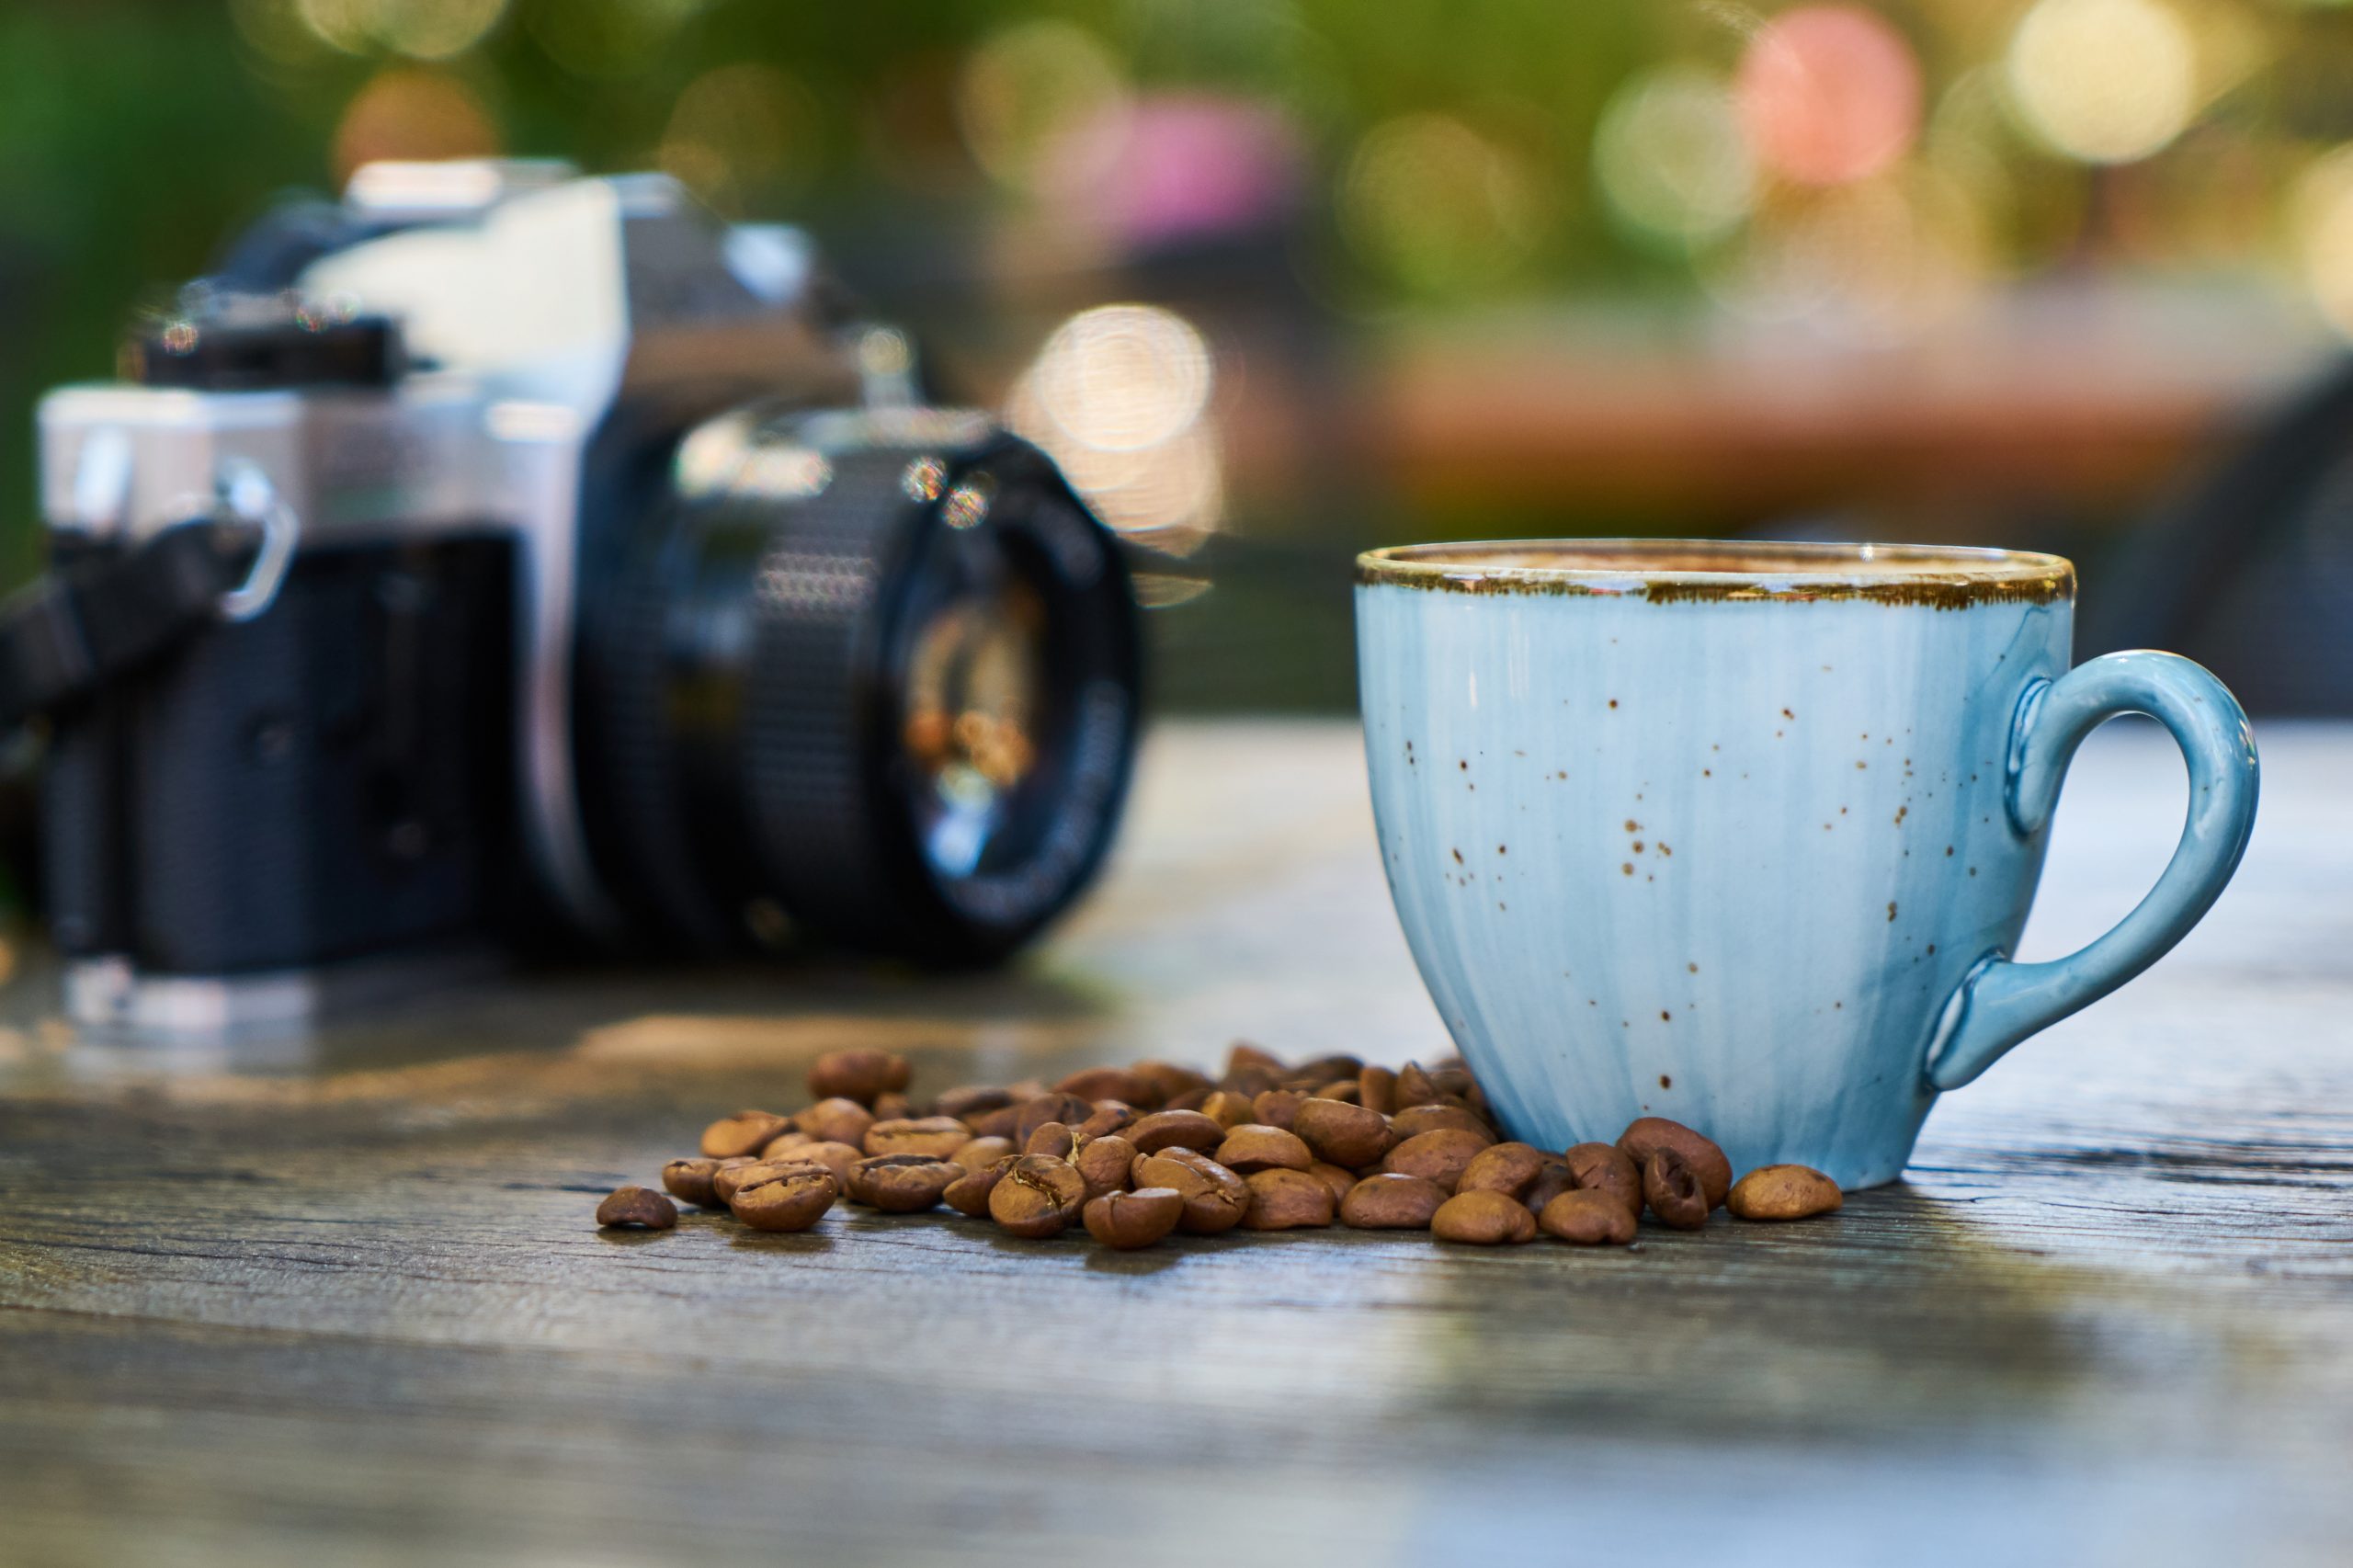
{"left": 2006, "top": 0, "right": 2197, "bottom": 165}
{"left": 296, "top": 0, "right": 375, "bottom": 54}
{"left": 2293, "top": 144, "right": 2353, "bottom": 337}
{"left": 1706, "top": 165, "right": 1990, "bottom": 342}
{"left": 1342, "top": 113, "right": 1543, "bottom": 294}
{"left": 955, "top": 20, "right": 1131, "bottom": 197}
{"left": 658, "top": 63, "right": 819, "bottom": 215}
{"left": 1008, "top": 305, "right": 1222, "bottom": 551}
{"left": 1593, "top": 66, "right": 1756, "bottom": 251}
{"left": 376, "top": 0, "right": 508, "bottom": 61}
{"left": 332, "top": 68, "right": 500, "bottom": 182}
{"left": 1734, "top": 6, "right": 1923, "bottom": 187}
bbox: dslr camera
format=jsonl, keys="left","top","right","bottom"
{"left": 25, "top": 161, "right": 1142, "bottom": 1030}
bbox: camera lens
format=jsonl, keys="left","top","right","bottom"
{"left": 575, "top": 408, "right": 1141, "bottom": 964}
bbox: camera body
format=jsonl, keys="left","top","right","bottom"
{"left": 35, "top": 162, "right": 1141, "bottom": 1031}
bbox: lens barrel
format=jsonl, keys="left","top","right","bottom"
{"left": 576, "top": 408, "right": 1141, "bottom": 964}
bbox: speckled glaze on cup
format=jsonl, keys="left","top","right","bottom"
{"left": 1356, "top": 540, "right": 2258, "bottom": 1189}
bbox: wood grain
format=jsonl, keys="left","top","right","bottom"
{"left": 2, "top": 721, "right": 2349, "bottom": 1568}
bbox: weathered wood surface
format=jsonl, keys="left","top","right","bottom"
{"left": 2, "top": 720, "right": 2349, "bottom": 1568}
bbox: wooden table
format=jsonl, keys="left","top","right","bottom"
{"left": 3, "top": 720, "right": 2348, "bottom": 1567}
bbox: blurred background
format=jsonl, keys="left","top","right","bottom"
{"left": 3, "top": 0, "right": 2350, "bottom": 714}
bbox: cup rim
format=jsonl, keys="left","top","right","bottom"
{"left": 1355, "top": 539, "right": 2075, "bottom": 606}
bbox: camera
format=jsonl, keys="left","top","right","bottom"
{"left": 27, "top": 161, "right": 1142, "bottom": 1031}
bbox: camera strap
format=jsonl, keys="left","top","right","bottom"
{"left": 0, "top": 517, "right": 266, "bottom": 730}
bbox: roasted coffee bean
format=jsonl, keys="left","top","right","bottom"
{"left": 1132, "top": 1149, "right": 1251, "bottom": 1234}
{"left": 1427, "top": 1064, "right": 1479, "bottom": 1102}
{"left": 1198, "top": 1091, "right": 1260, "bottom": 1131}
{"left": 949, "top": 1135, "right": 1015, "bottom": 1172}
{"left": 1358, "top": 1065, "right": 1398, "bottom": 1117}
{"left": 1392, "top": 1062, "right": 1442, "bottom": 1108}
{"left": 1242, "top": 1168, "right": 1336, "bottom": 1230}
{"left": 864, "top": 1117, "right": 972, "bottom": 1159}
{"left": 1456, "top": 1142, "right": 1564, "bottom": 1202}
{"left": 700, "top": 1109, "right": 792, "bottom": 1159}
{"left": 870, "top": 1091, "right": 914, "bottom": 1121}
{"left": 1015, "top": 1093, "right": 1094, "bottom": 1146}
{"left": 1084, "top": 1187, "right": 1184, "bottom": 1248}
{"left": 1074, "top": 1101, "right": 1138, "bottom": 1140}
{"left": 1292, "top": 1053, "right": 1365, "bottom": 1085}
{"left": 1225, "top": 1041, "right": 1286, "bottom": 1078}
{"left": 944, "top": 1156, "right": 1014, "bottom": 1218}
{"left": 795, "top": 1097, "right": 876, "bottom": 1149}
{"left": 1565, "top": 1142, "right": 1643, "bottom": 1214}
{"left": 1618, "top": 1118, "right": 1733, "bottom": 1210}
{"left": 963, "top": 1105, "right": 1022, "bottom": 1141}
{"left": 1538, "top": 1188, "right": 1639, "bottom": 1245}
{"left": 1389, "top": 1104, "right": 1497, "bottom": 1143}
{"left": 847, "top": 1154, "right": 961, "bottom": 1213}
{"left": 1250, "top": 1089, "right": 1306, "bottom": 1131}
{"left": 1307, "top": 1161, "right": 1358, "bottom": 1205}
{"left": 730, "top": 1166, "right": 836, "bottom": 1232}
{"left": 989, "top": 1155, "right": 1089, "bottom": 1239}
{"left": 1058, "top": 1066, "right": 1152, "bottom": 1106}
{"left": 1024, "top": 1122, "right": 1077, "bottom": 1159}
{"left": 1338, "top": 1172, "right": 1448, "bottom": 1229}
{"left": 1726, "top": 1165, "right": 1843, "bottom": 1221}
{"left": 597, "top": 1186, "right": 677, "bottom": 1230}
{"left": 1524, "top": 1165, "right": 1580, "bottom": 1211}
{"left": 1291, "top": 1098, "right": 1392, "bottom": 1169}
{"left": 935, "top": 1085, "right": 1016, "bottom": 1123}
{"left": 661, "top": 1157, "right": 727, "bottom": 1208}
{"left": 1126, "top": 1109, "right": 1228, "bottom": 1154}
{"left": 1073, "top": 1133, "right": 1138, "bottom": 1199}
{"left": 1431, "top": 1189, "right": 1538, "bottom": 1244}
{"left": 1002, "top": 1079, "right": 1053, "bottom": 1104}
{"left": 1380, "top": 1129, "right": 1490, "bottom": 1193}
{"left": 759, "top": 1130, "right": 817, "bottom": 1160}
{"left": 786, "top": 1141, "right": 864, "bottom": 1187}
{"left": 710, "top": 1156, "right": 773, "bottom": 1206}
{"left": 1313, "top": 1080, "right": 1362, "bottom": 1104}
{"left": 1215, "top": 1124, "right": 1313, "bottom": 1175}
{"left": 1643, "top": 1147, "right": 1710, "bottom": 1230}
{"left": 1222, "top": 1064, "right": 1285, "bottom": 1099}
{"left": 1162, "top": 1087, "right": 1213, "bottom": 1113}
{"left": 808, "top": 1049, "right": 910, "bottom": 1105}
{"left": 1131, "top": 1061, "right": 1213, "bottom": 1105}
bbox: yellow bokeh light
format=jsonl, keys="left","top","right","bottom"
{"left": 1706, "top": 165, "right": 1990, "bottom": 342}
{"left": 955, "top": 20, "right": 1131, "bottom": 196}
{"left": 1342, "top": 114, "right": 1543, "bottom": 293}
{"left": 296, "top": 0, "right": 375, "bottom": 53}
{"left": 2293, "top": 145, "right": 2353, "bottom": 337}
{"left": 2006, "top": 0, "right": 2197, "bottom": 165}
{"left": 1593, "top": 66, "right": 1756, "bottom": 251}
{"left": 659, "top": 63, "right": 818, "bottom": 214}
{"left": 376, "top": 0, "right": 508, "bottom": 61}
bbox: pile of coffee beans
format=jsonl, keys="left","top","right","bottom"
{"left": 596, "top": 1043, "right": 1844, "bottom": 1249}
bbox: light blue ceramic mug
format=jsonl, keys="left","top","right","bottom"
{"left": 1356, "top": 540, "right": 2258, "bottom": 1189}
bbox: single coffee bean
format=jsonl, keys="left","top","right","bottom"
{"left": 808, "top": 1049, "right": 911, "bottom": 1105}
{"left": 1456, "top": 1142, "right": 1564, "bottom": 1202}
{"left": 935, "top": 1085, "right": 1015, "bottom": 1123}
{"left": 795, "top": 1097, "right": 876, "bottom": 1149}
{"left": 1358, "top": 1065, "right": 1398, "bottom": 1117}
{"left": 597, "top": 1186, "right": 677, "bottom": 1230}
{"left": 1726, "top": 1165, "right": 1844, "bottom": 1221}
{"left": 870, "top": 1091, "right": 914, "bottom": 1121}
{"left": 1132, "top": 1149, "right": 1250, "bottom": 1234}
{"left": 730, "top": 1166, "right": 837, "bottom": 1233}
{"left": 1431, "top": 1189, "right": 1538, "bottom": 1244}
{"left": 1057, "top": 1066, "right": 1152, "bottom": 1106}
{"left": 787, "top": 1141, "right": 864, "bottom": 1187}
{"left": 1084, "top": 1187, "right": 1185, "bottom": 1248}
{"left": 1250, "top": 1089, "right": 1306, "bottom": 1131}
{"left": 1392, "top": 1062, "right": 1442, "bottom": 1108}
{"left": 760, "top": 1130, "right": 817, "bottom": 1160}
{"left": 944, "top": 1155, "right": 1014, "bottom": 1218}
{"left": 710, "top": 1156, "right": 779, "bottom": 1206}
{"left": 1524, "top": 1165, "right": 1580, "bottom": 1211}
{"left": 1073, "top": 1133, "right": 1138, "bottom": 1199}
{"left": 1338, "top": 1172, "right": 1448, "bottom": 1229}
{"left": 1388, "top": 1104, "right": 1497, "bottom": 1143}
{"left": 963, "top": 1105, "right": 1021, "bottom": 1141}
{"left": 1307, "top": 1161, "right": 1358, "bottom": 1205}
{"left": 1126, "top": 1109, "right": 1228, "bottom": 1154}
{"left": 1291, "top": 1098, "right": 1392, "bottom": 1169}
{"left": 1564, "top": 1142, "right": 1643, "bottom": 1215}
{"left": 1643, "top": 1146, "right": 1711, "bottom": 1230}
{"left": 1024, "top": 1122, "right": 1077, "bottom": 1159}
{"left": 1241, "top": 1168, "right": 1336, "bottom": 1230}
{"left": 1015, "top": 1093, "right": 1094, "bottom": 1146}
{"left": 864, "top": 1117, "right": 972, "bottom": 1159}
{"left": 1538, "top": 1188, "right": 1639, "bottom": 1245}
{"left": 1198, "top": 1091, "right": 1260, "bottom": 1131}
{"left": 1380, "top": 1129, "right": 1490, "bottom": 1193}
{"left": 989, "top": 1155, "right": 1090, "bottom": 1238}
{"left": 847, "top": 1154, "right": 961, "bottom": 1213}
{"left": 1225, "top": 1041, "right": 1286, "bottom": 1078}
{"left": 1131, "top": 1060, "right": 1213, "bottom": 1105}
{"left": 699, "top": 1109, "right": 792, "bottom": 1159}
{"left": 661, "top": 1157, "right": 727, "bottom": 1208}
{"left": 1215, "top": 1124, "right": 1313, "bottom": 1175}
{"left": 1618, "top": 1117, "right": 1733, "bottom": 1210}
{"left": 1074, "top": 1100, "right": 1138, "bottom": 1140}
{"left": 949, "top": 1135, "right": 1015, "bottom": 1172}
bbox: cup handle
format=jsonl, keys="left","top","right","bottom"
{"left": 1924, "top": 651, "right": 2258, "bottom": 1091}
